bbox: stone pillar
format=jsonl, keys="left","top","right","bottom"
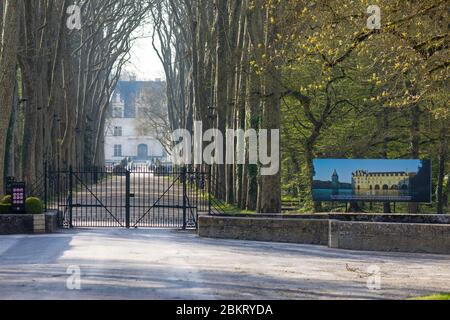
{"left": 33, "top": 214, "right": 46, "bottom": 234}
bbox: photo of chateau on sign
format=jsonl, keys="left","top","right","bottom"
{"left": 313, "top": 159, "right": 432, "bottom": 203}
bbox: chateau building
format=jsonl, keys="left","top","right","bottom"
{"left": 331, "top": 169, "right": 339, "bottom": 189}
{"left": 104, "top": 79, "right": 168, "bottom": 166}
{"left": 352, "top": 170, "right": 413, "bottom": 191}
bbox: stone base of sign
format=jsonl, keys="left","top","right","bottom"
{"left": 0, "top": 211, "right": 60, "bottom": 235}
{"left": 198, "top": 214, "right": 450, "bottom": 255}
{"left": 211, "top": 213, "right": 450, "bottom": 224}
{"left": 329, "top": 220, "right": 450, "bottom": 255}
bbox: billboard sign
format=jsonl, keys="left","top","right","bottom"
{"left": 312, "top": 159, "right": 432, "bottom": 203}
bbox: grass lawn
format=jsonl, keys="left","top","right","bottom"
{"left": 410, "top": 293, "right": 450, "bottom": 300}
{"left": 220, "top": 202, "right": 256, "bottom": 215}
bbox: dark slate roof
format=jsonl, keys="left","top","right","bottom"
{"left": 114, "top": 80, "right": 166, "bottom": 118}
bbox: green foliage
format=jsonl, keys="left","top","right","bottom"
{"left": 215, "top": 199, "right": 256, "bottom": 215}
{"left": 1, "top": 195, "right": 12, "bottom": 204}
{"left": 410, "top": 293, "right": 450, "bottom": 301}
{"left": 0, "top": 204, "right": 12, "bottom": 215}
{"left": 277, "top": 1, "right": 449, "bottom": 213}
{"left": 25, "top": 197, "right": 44, "bottom": 215}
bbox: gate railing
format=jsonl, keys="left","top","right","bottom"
{"left": 27, "top": 165, "right": 225, "bottom": 229}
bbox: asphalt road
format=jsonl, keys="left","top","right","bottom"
{"left": 0, "top": 229, "right": 449, "bottom": 300}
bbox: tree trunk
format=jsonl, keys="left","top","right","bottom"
{"left": 408, "top": 104, "right": 421, "bottom": 213}
{"left": 0, "top": 0, "right": 19, "bottom": 194}
{"left": 305, "top": 143, "right": 321, "bottom": 212}
{"left": 214, "top": 0, "right": 228, "bottom": 200}
{"left": 436, "top": 121, "right": 448, "bottom": 214}
{"left": 4, "top": 76, "right": 18, "bottom": 178}
{"left": 19, "top": 58, "right": 38, "bottom": 186}
{"left": 245, "top": 61, "right": 260, "bottom": 211}
{"left": 257, "top": 5, "right": 282, "bottom": 213}
{"left": 381, "top": 107, "right": 391, "bottom": 213}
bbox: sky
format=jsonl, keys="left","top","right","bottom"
{"left": 124, "top": 25, "right": 165, "bottom": 81}
{"left": 313, "top": 159, "right": 423, "bottom": 183}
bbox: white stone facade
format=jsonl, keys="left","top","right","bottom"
{"left": 352, "top": 170, "right": 412, "bottom": 191}
{"left": 104, "top": 81, "right": 167, "bottom": 165}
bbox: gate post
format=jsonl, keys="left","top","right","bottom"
{"left": 68, "top": 166, "right": 73, "bottom": 228}
{"left": 125, "top": 169, "right": 131, "bottom": 229}
{"left": 182, "top": 167, "right": 187, "bottom": 230}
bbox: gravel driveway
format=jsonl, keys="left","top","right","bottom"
{"left": 0, "top": 229, "right": 449, "bottom": 300}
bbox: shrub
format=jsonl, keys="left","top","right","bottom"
{"left": 0, "top": 204, "right": 11, "bottom": 214}
{"left": 1, "top": 195, "right": 12, "bottom": 204}
{"left": 25, "top": 197, "right": 44, "bottom": 215}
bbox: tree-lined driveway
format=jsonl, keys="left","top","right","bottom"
{"left": 0, "top": 229, "right": 449, "bottom": 300}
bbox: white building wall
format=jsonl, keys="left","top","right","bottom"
{"left": 104, "top": 90, "right": 167, "bottom": 164}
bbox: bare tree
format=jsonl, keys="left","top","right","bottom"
{"left": 0, "top": 0, "right": 20, "bottom": 193}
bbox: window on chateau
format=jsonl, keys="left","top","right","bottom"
{"left": 113, "top": 126, "right": 123, "bottom": 137}
{"left": 112, "top": 107, "right": 122, "bottom": 118}
{"left": 114, "top": 145, "right": 122, "bottom": 157}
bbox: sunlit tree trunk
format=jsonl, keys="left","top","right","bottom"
{"left": 257, "top": 4, "right": 282, "bottom": 213}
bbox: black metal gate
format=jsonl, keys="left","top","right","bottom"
{"left": 43, "top": 166, "right": 222, "bottom": 229}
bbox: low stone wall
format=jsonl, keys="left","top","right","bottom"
{"left": 327, "top": 213, "right": 450, "bottom": 225}
{"left": 216, "top": 213, "right": 450, "bottom": 224}
{"left": 198, "top": 216, "right": 329, "bottom": 245}
{"left": 0, "top": 214, "right": 33, "bottom": 235}
{"left": 198, "top": 215, "right": 450, "bottom": 255}
{"left": 329, "top": 220, "right": 450, "bottom": 255}
{"left": 0, "top": 211, "right": 60, "bottom": 235}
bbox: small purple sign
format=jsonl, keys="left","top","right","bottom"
{"left": 11, "top": 182, "right": 26, "bottom": 213}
